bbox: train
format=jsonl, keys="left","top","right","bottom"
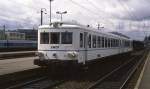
{"left": 133, "top": 40, "right": 145, "bottom": 51}
{"left": 0, "top": 40, "right": 37, "bottom": 52}
{"left": 34, "top": 22, "right": 133, "bottom": 67}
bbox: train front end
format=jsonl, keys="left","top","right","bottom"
{"left": 34, "top": 23, "right": 79, "bottom": 67}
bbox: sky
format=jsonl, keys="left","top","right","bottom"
{"left": 0, "top": 0, "right": 150, "bottom": 40}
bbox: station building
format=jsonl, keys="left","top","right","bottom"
{"left": 17, "top": 29, "right": 38, "bottom": 41}
{"left": 5, "top": 31, "right": 25, "bottom": 40}
{"left": 0, "top": 30, "right": 5, "bottom": 40}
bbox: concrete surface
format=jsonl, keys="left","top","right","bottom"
{"left": 0, "top": 57, "right": 39, "bottom": 75}
{"left": 134, "top": 51, "right": 150, "bottom": 89}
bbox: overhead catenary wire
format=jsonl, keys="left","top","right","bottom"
{"left": 69, "top": 0, "right": 100, "bottom": 16}
{"left": 68, "top": 0, "right": 115, "bottom": 28}
{"left": 86, "top": 0, "right": 106, "bottom": 15}
{"left": 85, "top": 0, "right": 115, "bottom": 27}
{"left": 117, "top": 0, "right": 150, "bottom": 37}
{"left": 117, "top": 0, "right": 139, "bottom": 20}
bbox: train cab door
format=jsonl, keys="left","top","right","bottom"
{"left": 83, "top": 32, "right": 88, "bottom": 64}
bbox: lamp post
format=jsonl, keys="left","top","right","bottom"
{"left": 49, "top": 0, "right": 54, "bottom": 24}
{"left": 40, "top": 8, "right": 47, "bottom": 25}
{"left": 56, "top": 11, "right": 67, "bottom": 21}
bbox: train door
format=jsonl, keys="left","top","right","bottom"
{"left": 83, "top": 32, "right": 88, "bottom": 64}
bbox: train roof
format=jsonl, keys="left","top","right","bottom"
{"left": 39, "top": 21, "right": 131, "bottom": 40}
{"left": 110, "top": 32, "right": 130, "bottom": 39}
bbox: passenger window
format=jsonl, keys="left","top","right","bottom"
{"left": 102, "top": 37, "right": 104, "bottom": 48}
{"left": 88, "top": 34, "right": 91, "bottom": 48}
{"left": 97, "top": 36, "right": 101, "bottom": 48}
{"left": 92, "top": 35, "right": 96, "bottom": 48}
{"left": 111, "top": 38, "right": 113, "bottom": 47}
{"left": 40, "top": 32, "right": 49, "bottom": 44}
{"left": 105, "top": 38, "right": 108, "bottom": 48}
{"left": 80, "top": 33, "right": 83, "bottom": 48}
{"left": 61, "top": 32, "right": 72, "bottom": 44}
{"left": 116, "top": 39, "right": 117, "bottom": 47}
{"left": 113, "top": 39, "right": 115, "bottom": 47}
{"left": 117, "top": 40, "right": 119, "bottom": 47}
{"left": 50, "top": 32, "right": 60, "bottom": 44}
{"left": 108, "top": 38, "right": 110, "bottom": 47}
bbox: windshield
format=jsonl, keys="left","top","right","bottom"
{"left": 61, "top": 32, "right": 72, "bottom": 44}
{"left": 40, "top": 32, "right": 72, "bottom": 44}
{"left": 40, "top": 32, "right": 49, "bottom": 44}
{"left": 50, "top": 32, "right": 60, "bottom": 44}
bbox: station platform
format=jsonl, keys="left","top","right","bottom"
{"left": 0, "top": 57, "right": 39, "bottom": 75}
{"left": 135, "top": 51, "right": 150, "bottom": 89}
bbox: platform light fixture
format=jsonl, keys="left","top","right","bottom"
{"left": 56, "top": 11, "right": 67, "bottom": 21}
{"left": 40, "top": 8, "right": 47, "bottom": 25}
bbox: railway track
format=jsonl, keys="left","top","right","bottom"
{"left": 87, "top": 50, "right": 148, "bottom": 89}
{"left": 0, "top": 68, "right": 47, "bottom": 89}
{"left": 50, "top": 52, "right": 135, "bottom": 89}
{"left": 6, "top": 77, "right": 65, "bottom": 89}
{"left": 2, "top": 50, "right": 147, "bottom": 89}
{"left": 49, "top": 50, "right": 147, "bottom": 89}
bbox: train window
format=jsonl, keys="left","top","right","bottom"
{"left": 50, "top": 32, "right": 60, "bottom": 44}
{"left": 119, "top": 40, "right": 121, "bottom": 47}
{"left": 61, "top": 32, "right": 72, "bottom": 44}
{"left": 105, "top": 37, "right": 108, "bottom": 48}
{"left": 109, "top": 38, "right": 111, "bottom": 47}
{"left": 92, "top": 35, "right": 96, "bottom": 48}
{"left": 114, "top": 39, "right": 116, "bottom": 47}
{"left": 97, "top": 36, "right": 101, "bottom": 48}
{"left": 80, "top": 33, "right": 83, "bottom": 48}
{"left": 117, "top": 39, "right": 119, "bottom": 47}
{"left": 108, "top": 38, "right": 110, "bottom": 47}
{"left": 118, "top": 40, "right": 120, "bottom": 47}
{"left": 115, "top": 39, "right": 117, "bottom": 47}
{"left": 111, "top": 38, "right": 113, "bottom": 47}
{"left": 108, "top": 38, "right": 110, "bottom": 48}
{"left": 117, "top": 40, "right": 119, "bottom": 47}
{"left": 102, "top": 37, "right": 104, "bottom": 48}
{"left": 40, "top": 32, "right": 49, "bottom": 44}
{"left": 88, "top": 34, "right": 91, "bottom": 48}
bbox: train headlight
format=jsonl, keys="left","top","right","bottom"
{"left": 67, "top": 51, "right": 78, "bottom": 58}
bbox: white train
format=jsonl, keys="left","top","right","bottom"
{"left": 34, "top": 22, "right": 133, "bottom": 66}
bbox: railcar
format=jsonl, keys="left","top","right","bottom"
{"left": 0, "top": 40, "right": 37, "bottom": 52}
{"left": 34, "top": 22, "right": 133, "bottom": 66}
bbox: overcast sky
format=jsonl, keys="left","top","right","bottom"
{"left": 0, "top": 0, "right": 150, "bottom": 40}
